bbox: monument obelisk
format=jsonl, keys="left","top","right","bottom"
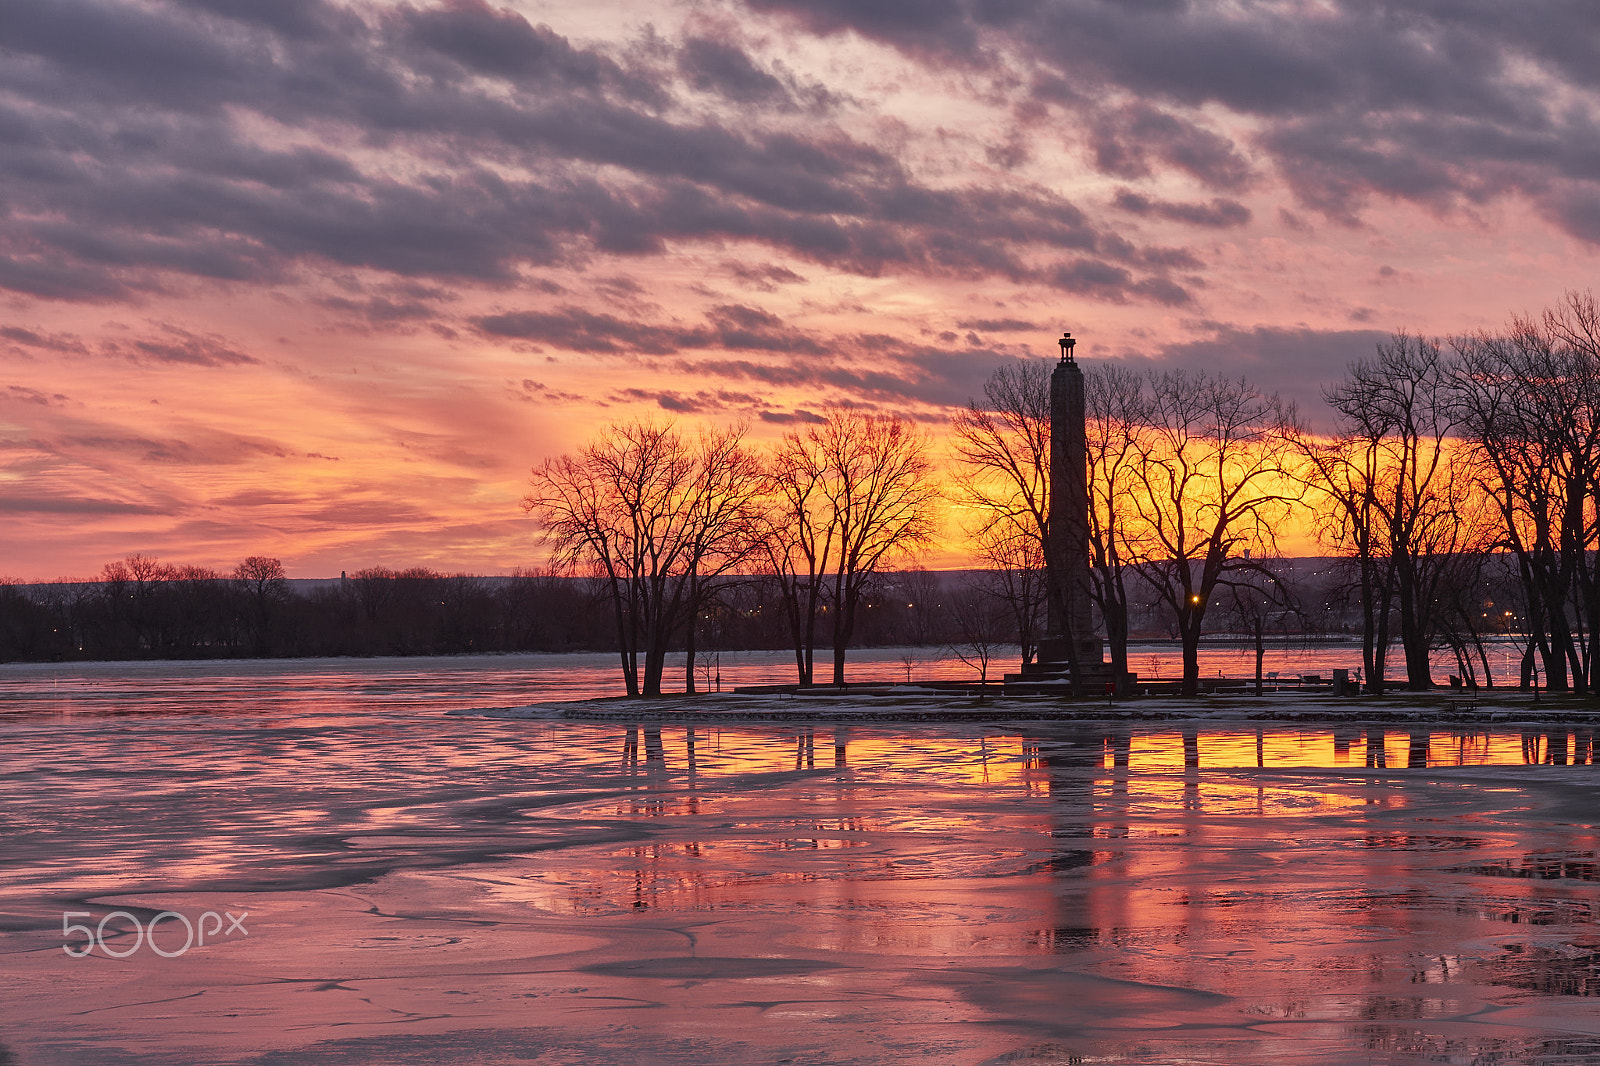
{"left": 1039, "top": 332, "right": 1105, "bottom": 684}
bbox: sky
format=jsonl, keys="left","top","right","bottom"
{"left": 3, "top": 0, "right": 1599, "bottom": 580}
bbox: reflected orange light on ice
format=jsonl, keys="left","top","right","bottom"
{"left": 478, "top": 721, "right": 1600, "bottom": 943}
{"left": 1094, "top": 727, "right": 1596, "bottom": 773}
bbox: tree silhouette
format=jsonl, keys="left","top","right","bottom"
{"left": 1124, "top": 371, "right": 1299, "bottom": 697}
{"left": 233, "top": 556, "right": 287, "bottom": 656}
{"left": 525, "top": 421, "right": 765, "bottom": 696}
{"left": 768, "top": 408, "right": 938, "bottom": 685}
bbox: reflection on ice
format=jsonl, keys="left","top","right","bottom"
{"left": 7, "top": 666, "right": 1600, "bottom": 1063}
{"left": 1492, "top": 942, "right": 1600, "bottom": 996}
{"left": 1457, "top": 853, "right": 1600, "bottom": 882}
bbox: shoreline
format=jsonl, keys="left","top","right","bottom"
{"left": 448, "top": 688, "right": 1600, "bottom": 727}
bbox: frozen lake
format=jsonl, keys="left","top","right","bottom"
{"left": 0, "top": 640, "right": 1516, "bottom": 719}
{"left": 4, "top": 654, "right": 1600, "bottom": 1064}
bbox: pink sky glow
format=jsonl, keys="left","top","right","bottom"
{"left": 3, "top": 0, "right": 1599, "bottom": 579}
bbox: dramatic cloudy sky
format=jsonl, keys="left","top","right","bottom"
{"left": 3, "top": 0, "right": 1599, "bottom": 578}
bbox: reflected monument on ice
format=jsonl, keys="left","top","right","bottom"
{"left": 1027, "top": 331, "right": 1112, "bottom": 693}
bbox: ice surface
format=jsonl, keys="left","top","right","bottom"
{"left": 4, "top": 660, "right": 1600, "bottom": 1064}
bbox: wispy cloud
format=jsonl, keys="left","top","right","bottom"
{"left": 2, "top": 0, "right": 1595, "bottom": 576}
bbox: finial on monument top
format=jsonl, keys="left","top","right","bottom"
{"left": 1057, "top": 332, "right": 1076, "bottom": 364}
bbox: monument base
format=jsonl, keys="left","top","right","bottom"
{"left": 1007, "top": 635, "right": 1138, "bottom": 695}
{"left": 1034, "top": 635, "right": 1109, "bottom": 673}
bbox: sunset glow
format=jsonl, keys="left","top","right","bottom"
{"left": 4, "top": 0, "right": 1599, "bottom": 578}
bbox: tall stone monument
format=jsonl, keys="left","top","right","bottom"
{"left": 1038, "top": 332, "right": 1106, "bottom": 677}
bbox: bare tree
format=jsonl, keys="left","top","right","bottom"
{"left": 99, "top": 554, "right": 176, "bottom": 654}
{"left": 1430, "top": 547, "right": 1508, "bottom": 689}
{"left": 768, "top": 408, "right": 939, "bottom": 685}
{"left": 970, "top": 522, "right": 1045, "bottom": 665}
{"left": 1293, "top": 334, "right": 1481, "bottom": 691}
{"left": 678, "top": 427, "right": 769, "bottom": 692}
{"left": 1541, "top": 292, "right": 1600, "bottom": 692}
{"left": 763, "top": 428, "right": 833, "bottom": 685}
{"left": 1287, "top": 423, "right": 1394, "bottom": 692}
{"left": 525, "top": 420, "right": 765, "bottom": 697}
{"left": 1454, "top": 293, "right": 1600, "bottom": 694}
{"left": 944, "top": 576, "right": 1015, "bottom": 691}
{"left": 950, "top": 362, "right": 1051, "bottom": 553}
{"left": 162, "top": 564, "right": 225, "bottom": 653}
{"left": 1213, "top": 562, "right": 1304, "bottom": 695}
{"left": 949, "top": 362, "right": 1049, "bottom": 665}
{"left": 1085, "top": 364, "right": 1145, "bottom": 690}
{"left": 234, "top": 555, "right": 288, "bottom": 656}
{"left": 1124, "top": 371, "right": 1299, "bottom": 697}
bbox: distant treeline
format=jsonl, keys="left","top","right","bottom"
{"left": 0, "top": 557, "right": 971, "bottom": 662}
{"left": 0, "top": 558, "right": 600, "bottom": 662}
{"left": 0, "top": 551, "right": 1516, "bottom": 669}
{"left": 0, "top": 555, "right": 953, "bottom": 663}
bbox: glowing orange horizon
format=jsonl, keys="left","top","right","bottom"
{"left": 2, "top": 3, "right": 1594, "bottom": 580}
